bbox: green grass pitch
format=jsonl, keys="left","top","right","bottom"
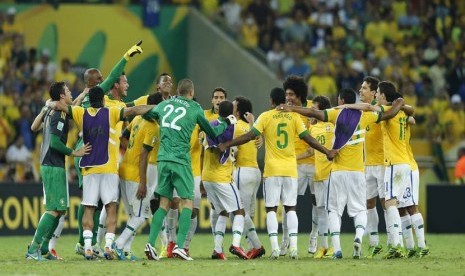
{"left": 2, "top": 233, "right": 464, "bottom": 275}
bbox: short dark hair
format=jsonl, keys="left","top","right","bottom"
{"left": 312, "top": 95, "right": 331, "bottom": 110}
{"left": 49, "top": 82, "right": 65, "bottom": 101}
{"left": 378, "top": 81, "right": 398, "bottom": 103}
{"left": 156, "top": 73, "right": 170, "bottom": 85}
{"left": 270, "top": 87, "right": 285, "bottom": 105}
{"left": 234, "top": 96, "right": 253, "bottom": 122}
{"left": 147, "top": 92, "right": 163, "bottom": 105}
{"left": 283, "top": 75, "right": 308, "bottom": 104}
{"left": 212, "top": 87, "right": 227, "bottom": 98}
{"left": 89, "top": 86, "right": 104, "bottom": 108}
{"left": 338, "top": 88, "right": 357, "bottom": 104}
{"left": 363, "top": 76, "right": 380, "bottom": 91}
{"left": 177, "top": 79, "right": 194, "bottom": 96}
{"left": 111, "top": 72, "right": 126, "bottom": 89}
{"left": 219, "top": 100, "right": 233, "bottom": 118}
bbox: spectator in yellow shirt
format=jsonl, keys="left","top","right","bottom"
{"left": 308, "top": 64, "right": 337, "bottom": 100}
{"left": 442, "top": 94, "right": 465, "bottom": 143}
{"left": 54, "top": 58, "right": 77, "bottom": 88}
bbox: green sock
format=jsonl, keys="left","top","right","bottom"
{"left": 92, "top": 209, "right": 101, "bottom": 245}
{"left": 40, "top": 215, "right": 61, "bottom": 255}
{"left": 176, "top": 208, "right": 193, "bottom": 249}
{"left": 29, "top": 213, "right": 55, "bottom": 253}
{"left": 78, "top": 204, "right": 84, "bottom": 245}
{"left": 148, "top": 208, "right": 167, "bottom": 247}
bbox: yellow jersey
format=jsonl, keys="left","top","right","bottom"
{"left": 133, "top": 95, "right": 149, "bottom": 106}
{"left": 190, "top": 125, "right": 202, "bottom": 177}
{"left": 310, "top": 121, "right": 334, "bottom": 181}
{"left": 146, "top": 120, "right": 160, "bottom": 165}
{"left": 364, "top": 120, "right": 384, "bottom": 166}
{"left": 324, "top": 108, "right": 381, "bottom": 172}
{"left": 234, "top": 120, "right": 258, "bottom": 168}
{"left": 70, "top": 105, "right": 123, "bottom": 175}
{"left": 295, "top": 113, "right": 315, "bottom": 165}
{"left": 119, "top": 116, "right": 158, "bottom": 182}
{"left": 380, "top": 106, "right": 410, "bottom": 165}
{"left": 204, "top": 108, "right": 219, "bottom": 122}
{"left": 202, "top": 145, "right": 234, "bottom": 184}
{"left": 252, "top": 110, "right": 307, "bottom": 178}
{"left": 405, "top": 121, "right": 418, "bottom": 171}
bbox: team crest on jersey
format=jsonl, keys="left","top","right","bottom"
{"left": 152, "top": 136, "right": 157, "bottom": 145}
{"left": 60, "top": 198, "right": 65, "bottom": 206}
{"left": 326, "top": 125, "right": 331, "bottom": 132}
{"left": 57, "top": 121, "right": 64, "bottom": 131}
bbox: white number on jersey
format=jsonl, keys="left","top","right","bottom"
{"left": 161, "top": 104, "right": 186, "bottom": 131}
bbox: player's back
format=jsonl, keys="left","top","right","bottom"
{"left": 235, "top": 120, "right": 258, "bottom": 168}
{"left": 156, "top": 96, "right": 202, "bottom": 166}
{"left": 253, "top": 109, "right": 306, "bottom": 178}
{"left": 381, "top": 107, "right": 409, "bottom": 165}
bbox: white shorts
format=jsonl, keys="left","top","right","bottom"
{"left": 327, "top": 171, "right": 366, "bottom": 217}
{"left": 263, "top": 177, "right": 298, "bottom": 208}
{"left": 233, "top": 167, "right": 261, "bottom": 216}
{"left": 313, "top": 180, "right": 329, "bottom": 208}
{"left": 398, "top": 169, "right": 420, "bottom": 208}
{"left": 297, "top": 164, "right": 315, "bottom": 195}
{"left": 147, "top": 163, "right": 158, "bottom": 200}
{"left": 82, "top": 174, "right": 119, "bottom": 206}
{"left": 203, "top": 181, "right": 243, "bottom": 213}
{"left": 384, "top": 164, "right": 411, "bottom": 202}
{"left": 120, "top": 179, "right": 154, "bottom": 218}
{"left": 366, "top": 165, "right": 385, "bottom": 199}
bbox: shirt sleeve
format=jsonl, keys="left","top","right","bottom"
{"left": 70, "top": 106, "right": 84, "bottom": 131}
{"left": 252, "top": 113, "right": 265, "bottom": 135}
{"left": 294, "top": 114, "right": 307, "bottom": 137}
{"left": 324, "top": 108, "right": 339, "bottom": 123}
{"left": 99, "top": 58, "right": 127, "bottom": 93}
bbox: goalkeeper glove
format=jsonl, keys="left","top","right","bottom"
{"left": 124, "top": 40, "right": 143, "bottom": 60}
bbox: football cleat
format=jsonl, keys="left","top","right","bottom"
{"left": 159, "top": 245, "right": 168, "bottom": 258}
{"left": 332, "top": 250, "right": 343, "bottom": 259}
{"left": 45, "top": 248, "right": 63, "bottom": 260}
{"left": 84, "top": 246, "right": 94, "bottom": 260}
{"left": 75, "top": 243, "right": 84, "bottom": 256}
{"left": 269, "top": 249, "right": 280, "bottom": 260}
{"left": 229, "top": 245, "right": 249, "bottom": 260}
{"left": 418, "top": 247, "right": 430, "bottom": 258}
{"left": 353, "top": 238, "right": 362, "bottom": 259}
{"left": 279, "top": 239, "right": 289, "bottom": 256}
{"left": 308, "top": 237, "right": 317, "bottom": 254}
{"left": 367, "top": 244, "right": 383, "bottom": 258}
{"left": 384, "top": 245, "right": 404, "bottom": 259}
{"left": 111, "top": 243, "right": 125, "bottom": 260}
{"left": 247, "top": 246, "right": 266, "bottom": 259}
{"left": 103, "top": 246, "right": 114, "bottom": 260}
{"left": 173, "top": 246, "right": 193, "bottom": 261}
{"left": 144, "top": 243, "right": 159, "bottom": 261}
{"left": 324, "top": 247, "right": 334, "bottom": 258}
{"left": 211, "top": 250, "right": 227, "bottom": 260}
{"left": 26, "top": 250, "right": 46, "bottom": 261}
{"left": 93, "top": 245, "right": 104, "bottom": 258}
{"left": 407, "top": 248, "right": 417, "bottom": 258}
{"left": 125, "top": 251, "right": 140, "bottom": 261}
{"left": 167, "top": 241, "right": 175, "bottom": 258}
{"left": 314, "top": 247, "right": 328, "bottom": 259}
{"left": 289, "top": 247, "right": 298, "bottom": 259}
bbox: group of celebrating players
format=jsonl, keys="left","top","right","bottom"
{"left": 25, "top": 41, "right": 429, "bottom": 262}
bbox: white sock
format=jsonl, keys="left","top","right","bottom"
{"left": 287, "top": 211, "right": 298, "bottom": 249}
{"left": 97, "top": 210, "right": 107, "bottom": 248}
{"left": 83, "top": 230, "right": 93, "bottom": 249}
{"left": 411, "top": 213, "right": 426, "bottom": 248}
{"left": 124, "top": 234, "right": 136, "bottom": 253}
{"left": 184, "top": 216, "right": 198, "bottom": 249}
{"left": 214, "top": 215, "right": 227, "bottom": 253}
{"left": 310, "top": 205, "right": 318, "bottom": 239}
{"left": 384, "top": 209, "right": 391, "bottom": 246}
{"left": 49, "top": 215, "right": 65, "bottom": 251}
{"left": 160, "top": 219, "right": 168, "bottom": 247}
{"left": 210, "top": 208, "right": 219, "bottom": 236}
{"left": 401, "top": 215, "right": 414, "bottom": 249}
{"left": 328, "top": 211, "right": 341, "bottom": 253}
{"left": 281, "top": 209, "right": 288, "bottom": 243}
{"left": 167, "top": 208, "right": 178, "bottom": 243}
{"left": 317, "top": 207, "right": 329, "bottom": 249}
{"left": 386, "top": 206, "right": 401, "bottom": 246}
{"left": 116, "top": 216, "right": 145, "bottom": 249}
{"left": 105, "top": 232, "right": 115, "bottom": 249}
{"left": 366, "top": 207, "right": 379, "bottom": 246}
{"left": 232, "top": 214, "right": 244, "bottom": 247}
{"left": 245, "top": 215, "right": 261, "bottom": 248}
{"left": 354, "top": 211, "right": 367, "bottom": 243}
{"left": 266, "top": 211, "right": 279, "bottom": 251}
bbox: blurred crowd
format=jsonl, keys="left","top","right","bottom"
{"left": 1, "top": 1, "right": 465, "bottom": 183}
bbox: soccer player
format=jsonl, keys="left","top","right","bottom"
{"left": 397, "top": 116, "right": 429, "bottom": 258}
{"left": 277, "top": 88, "right": 404, "bottom": 259}
{"left": 73, "top": 42, "right": 143, "bottom": 257}
{"left": 112, "top": 93, "right": 164, "bottom": 260}
{"left": 308, "top": 95, "right": 334, "bottom": 259}
{"left": 26, "top": 82, "right": 91, "bottom": 260}
{"left": 202, "top": 100, "right": 250, "bottom": 260}
{"left": 281, "top": 76, "right": 317, "bottom": 256}
{"left": 358, "top": 76, "right": 385, "bottom": 257}
{"left": 144, "top": 79, "right": 236, "bottom": 261}
{"left": 128, "top": 73, "right": 173, "bottom": 106}
{"left": 218, "top": 87, "right": 336, "bottom": 260}
{"left": 232, "top": 96, "right": 265, "bottom": 259}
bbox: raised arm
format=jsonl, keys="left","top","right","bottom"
{"left": 276, "top": 104, "right": 326, "bottom": 121}
{"left": 30, "top": 107, "right": 49, "bottom": 132}
{"left": 401, "top": 105, "right": 415, "bottom": 116}
{"left": 72, "top": 87, "right": 89, "bottom": 106}
{"left": 380, "top": 98, "right": 404, "bottom": 121}
{"left": 336, "top": 103, "right": 381, "bottom": 112}
{"left": 301, "top": 133, "right": 337, "bottom": 161}
{"left": 47, "top": 100, "right": 70, "bottom": 114}
{"left": 197, "top": 113, "right": 236, "bottom": 139}
{"left": 218, "top": 130, "right": 258, "bottom": 152}
{"left": 123, "top": 105, "right": 155, "bottom": 118}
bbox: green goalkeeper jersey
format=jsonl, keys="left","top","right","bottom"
{"left": 147, "top": 96, "right": 227, "bottom": 166}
